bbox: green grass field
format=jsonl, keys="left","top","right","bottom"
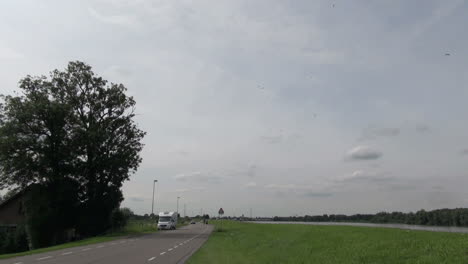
{"left": 188, "top": 221, "right": 468, "bottom": 264}
{"left": 0, "top": 219, "right": 158, "bottom": 260}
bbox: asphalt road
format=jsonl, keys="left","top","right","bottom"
{"left": 1, "top": 223, "right": 213, "bottom": 264}
{"left": 251, "top": 221, "right": 468, "bottom": 233}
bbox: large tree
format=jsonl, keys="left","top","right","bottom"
{"left": 0, "top": 61, "right": 145, "bottom": 238}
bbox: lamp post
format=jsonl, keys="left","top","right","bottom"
{"left": 177, "top": 196, "right": 180, "bottom": 215}
{"left": 151, "top": 180, "right": 158, "bottom": 217}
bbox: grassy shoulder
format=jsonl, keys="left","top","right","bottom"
{"left": 188, "top": 220, "right": 468, "bottom": 264}
{"left": 0, "top": 219, "right": 158, "bottom": 260}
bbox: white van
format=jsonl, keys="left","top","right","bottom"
{"left": 158, "top": 212, "right": 178, "bottom": 230}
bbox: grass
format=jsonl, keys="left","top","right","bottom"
{"left": 188, "top": 220, "right": 468, "bottom": 264}
{"left": 0, "top": 219, "right": 158, "bottom": 260}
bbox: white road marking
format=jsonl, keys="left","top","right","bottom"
{"left": 179, "top": 243, "right": 183, "bottom": 246}
{"left": 82, "top": 248, "right": 92, "bottom": 251}
{"left": 62, "top": 252, "right": 73, "bottom": 255}
{"left": 168, "top": 248, "right": 173, "bottom": 251}
{"left": 160, "top": 252, "right": 166, "bottom": 255}
{"left": 148, "top": 257, "right": 156, "bottom": 261}
{"left": 174, "top": 245, "right": 178, "bottom": 248}
{"left": 37, "top": 256, "right": 53, "bottom": 260}
{"left": 13, "top": 262, "right": 23, "bottom": 264}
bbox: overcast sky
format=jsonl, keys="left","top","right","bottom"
{"left": 1, "top": 0, "right": 468, "bottom": 217}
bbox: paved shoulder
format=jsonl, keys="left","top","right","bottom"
{"left": 1, "top": 223, "right": 214, "bottom": 264}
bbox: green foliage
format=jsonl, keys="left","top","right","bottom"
{"left": 188, "top": 221, "right": 468, "bottom": 264}
{"left": 110, "top": 208, "right": 130, "bottom": 231}
{"left": 273, "top": 208, "right": 468, "bottom": 227}
{"left": 0, "top": 61, "right": 145, "bottom": 247}
{"left": 0, "top": 225, "right": 29, "bottom": 254}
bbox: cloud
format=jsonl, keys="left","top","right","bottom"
{"left": 104, "top": 65, "right": 132, "bottom": 77}
{"left": 303, "top": 192, "right": 333, "bottom": 198}
{"left": 346, "top": 146, "right": 383, "bottom": 161}
{"left": 247, "top": 165, "right": 256, "bottom": 178}
{"left": 174, "top": 172, "right": 224, "bottom": 183}
{"left": 88, "top": 7, "right": 139, "bottom": 27}
{"left": 0, "top": 45, "right": 24, "bottom": 60}
{"left": 415, "top": 124, "right": 430, "bottom": 133}
{"left": 127, "top": 196, "right": 145, "bottom": 202}
{"left": 265, "top": 184, "right": 332, "bottom": 198}
{"left": 174, "top": 187, "right": 205, "bottom": 193}
{"left": 260, "top": 135, "right": 283, "bottom": 144}
{"left": 360, "top": 127, "right": 400, "bottom": 140}
{"left": 244, "top": 182, "right": 257, "bottom": 188}
{"left": 338, "top": 170, "right": 393, "bottom": 183}
{"left": 460, "top": 149, "right": 468, "bottom": 156}
{"left": 169, "top": 150, "right": 190, "bottom": 157}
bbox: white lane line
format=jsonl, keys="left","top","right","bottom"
{"left": 96, "top": 245, "right": 105, "bottom": 248}
{"left": 174, "top": 245, "right": 178, "bottom": 248}
{"left": 13, "top": 262, "right": 23, "bottom": 264}
{"left": 37, "top": 256, "right": 53, "bottom": 260}
{"left": 168, "top": 248, "right": 173, "bottom": 251}
{"left": 179, "top": 243, "right": 183, "bottom": 246}
{"left": 82, "top": 247, "right": 92, "bottom": 251}
{"left": 62, "top": 252, "right": 73, "bottom": 255}
{"left": 160, "top": 252, "right": 166, "bottom": 255}
{"left": 148, "top": 256, "right": 156, "bottom": 261}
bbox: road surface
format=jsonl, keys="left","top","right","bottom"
{"left": 1, "top": 223, "right": 213, "bottom": 264}
{"left": 251, "top": 221, "right": 468, "bottom": 233}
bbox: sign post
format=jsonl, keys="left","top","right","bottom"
{"left": 218, "top": 208, "right": 224, "bottom": 231}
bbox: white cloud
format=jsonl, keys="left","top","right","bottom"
{"left": 360, "top": 127, "right": 400, "bottom": 140}
{"left": 174, "top": 187, "right": 205, "bottom": 193}
{"left": 346, "top": 146, "right": 383, "bottom": 161}
{"left": 338, "top": 170, "right": 393, "bottom": 183}
{"left": 244, "top": 182, "right": 257, "bottom": 188}
{"left": 0, "top": 45, "right": 24, "bottom": 60}
{"left": 264, "top": 184, "right": 332, "bottom": 198}
{"left": 174, "top": 172, "right": 224, "bottom": 183}
{"left": 87, "top": 7, "right": 139, "bottom": 27}
{"left": 415, "top": 124, "right": 431, "bottom": 133}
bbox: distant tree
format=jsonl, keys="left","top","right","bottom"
{"left": 120, "top": 207, "right": 134, "bottom": 219}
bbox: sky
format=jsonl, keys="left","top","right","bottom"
{"left": 1, "top": 0, "right": 468, "bottom": 217}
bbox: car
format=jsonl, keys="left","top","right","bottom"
{"left": 190, "top": 221, "right": 196, "bottom": 224}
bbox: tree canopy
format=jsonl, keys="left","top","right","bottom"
{"left": 0, "top": 61, "right": 145, "bottom": 241}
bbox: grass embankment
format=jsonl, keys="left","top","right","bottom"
{"left": 188, "top": 220, "right": 468, "bottom": 264}
{"left": 0, "top": 219, "right": 158, "bottom": 260}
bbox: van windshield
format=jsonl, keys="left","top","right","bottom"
{"left": 159, "top": 216, "right": 172, "bottom": 222}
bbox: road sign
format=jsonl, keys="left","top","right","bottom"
{"left": 218, "top": 208, "right": 224, "bottom": 215}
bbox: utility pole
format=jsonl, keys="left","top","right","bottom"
{"left": 177, "top": 196, "right": 180, "bottom": 215}
{"left": 151, "top": 180, "right": 158, "bottom": 217}
{"left": 184, "top": 204, "right": 186, "bottom": 218}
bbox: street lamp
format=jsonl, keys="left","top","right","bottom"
{"left": 177, "top": 196, "right": 180, "bottom": 215}
{"left": 151, "top": 180, "right": 158, "bottom": 217}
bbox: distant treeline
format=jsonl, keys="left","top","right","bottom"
{"left": 272, "top": 208, "right": 468, "bottom": 227}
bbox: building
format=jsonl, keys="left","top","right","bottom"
{"left": 0, "top": 191, "right": 26, "bottom": 230}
